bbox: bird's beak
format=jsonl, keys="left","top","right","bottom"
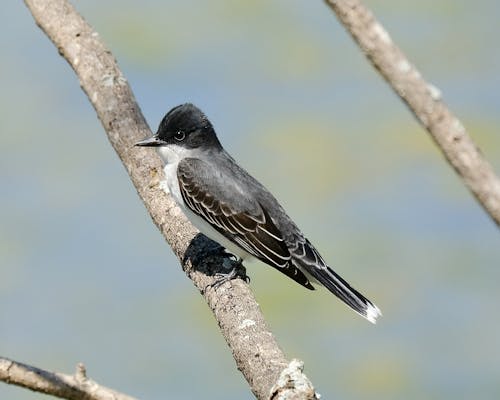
{"left": 135, "top": 136, "right": 167, "bottom": 147}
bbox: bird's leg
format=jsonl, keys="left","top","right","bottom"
{"left": 210, "top": 256, "right": 250, "bottom": 290}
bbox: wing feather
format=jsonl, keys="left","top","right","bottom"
{"left": 177, "top": 158, "right": 314, "bottom": 289}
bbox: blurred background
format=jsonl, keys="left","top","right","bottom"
{"left": 1, "top": 0, "right": 499, "bottom": 399}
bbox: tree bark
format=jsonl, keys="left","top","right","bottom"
{"left": 19, "top": 0, "right": 318, "bottom": 399}
{"left": 0, "top": 357, "right": 137, "bottom": 400}
{"left": 325, "top": 0, "right": 500, "bottom": 227}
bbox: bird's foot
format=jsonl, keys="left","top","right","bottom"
{"left": 209, "top": 257, "right": 250, "bottom": 290}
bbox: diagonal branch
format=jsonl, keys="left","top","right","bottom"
{"left": 21, "top": 0, "right": 318, "bottom": 399}
{"left": 325, "top": 0, "right": 500, "bottom": 227}
{"left": 0, "top": 357, "right": 137, "bottom": 400}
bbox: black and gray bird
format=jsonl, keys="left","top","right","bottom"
{"left": 136, "top": 103, "right": 381, "bottom": 323}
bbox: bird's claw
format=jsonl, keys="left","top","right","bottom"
{"left": 206, "top": 258, "right": 250, "bottom": 291}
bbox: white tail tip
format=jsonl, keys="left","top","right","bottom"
{"left": 365, "top": 303, "right": 382, "bottom": 324}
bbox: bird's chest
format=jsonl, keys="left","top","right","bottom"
{"left": 156, "top": 145, "right": 189, "bottom": 208}
{"left": 162, "top": 162, "right": 184, "bottom": 207}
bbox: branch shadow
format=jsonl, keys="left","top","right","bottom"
{"left": 182, "top": 233, "right": 224, "bottom": 276}
{"left": 182, "top": 233, "right": 248, "bottom": 280}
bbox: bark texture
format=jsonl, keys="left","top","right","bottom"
{"left": 20, "top": 0, "right": 318, "bottom": 399}
{"left": 0, "top": 357, "right": 137, "bottom": 400}
{"left": 325, "top": 0, "right": 500, "bottom": 227}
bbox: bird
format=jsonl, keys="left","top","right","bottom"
{"left": 136, "top": 103, "right": 381, "bottom": 323}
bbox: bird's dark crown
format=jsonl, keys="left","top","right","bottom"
{"left": 156, "top": 103, "right": 221, "bottom": 149}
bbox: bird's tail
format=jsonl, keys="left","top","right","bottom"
{"left": 309, "top": 264, "right": 382, "bottom": 324}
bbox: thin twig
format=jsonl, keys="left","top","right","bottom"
{"left": 0, "top": 357, "right": 137, "bottom": 400}
{"left": 21, "top": 0, "right": 317, "bottom": 399}
{"left": 325, "top": 0, "right": 500, "bottom": 227}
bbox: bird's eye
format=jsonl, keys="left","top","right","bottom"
{"left": 174, "top": 131, "right": 185, "bottom": 141}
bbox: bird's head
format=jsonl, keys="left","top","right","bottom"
{"left": 135, "top": 103, "right": 221, "bottom": 151}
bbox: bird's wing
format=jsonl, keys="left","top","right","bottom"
{"left": 177, "top": 157, "right": 314, "bottom": 289}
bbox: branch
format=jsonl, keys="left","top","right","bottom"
{"left": 21, "top": 0, "right": 318, "bottom": 399}
{"left": 0, "top": 357, "right": 137, "bottom": 400}
{"left": 325, "top": 0, "right": 500, "bottom": 227}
